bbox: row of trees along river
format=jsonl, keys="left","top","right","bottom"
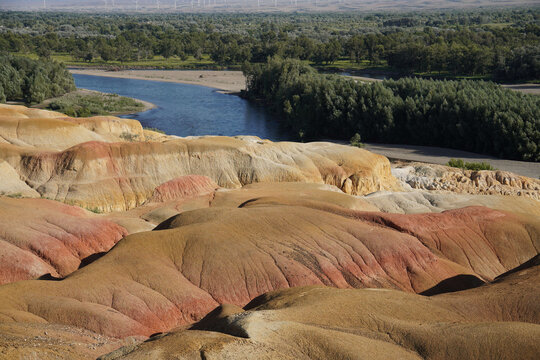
{"left": 243, "top": 58, "right": 539, "bottom": 162}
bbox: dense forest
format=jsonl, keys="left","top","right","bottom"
{"left": 0, "top": 55, "right": 75, "bottom": 104}
{"left": 0, "top": 9, "right": 538, "bottom": 81}
{"left": 243, "top": 58, "right": 539, "bottom": 161}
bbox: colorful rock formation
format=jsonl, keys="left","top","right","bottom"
{"left": 100, "top": 261, "right": 540, "bottom": 360}
{"left": 0, "top": 104, "right": 399, "bottom": 211}
{"left": 0, "top": 104, "right": 538, "bottom": 360}
{"left": 0, "top": 197, "right": 127, "bottom": 284}
{"left": 0, "top": 201, "right": 537, "bottom": 339}
{"left": 393, "top": 161, "right": 540, "bottom": 200}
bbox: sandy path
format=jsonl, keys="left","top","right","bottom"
{"left": 364, "top": 143, "right": 540, "bottom": 178}
{"left": 501, "top": 84, "right": 540, "bottom": 95}
{"left": 69, "top": 69, "right": 246, "bottom": 93}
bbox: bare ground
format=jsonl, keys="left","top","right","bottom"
{"left": 364, "top": 143, "right": 540, "bottom": 179}
{"left": 70, "top": 69, "right": 246, "bottom": 93}
{"left": 501, "top": 84, "right": 540, "bottom": 96}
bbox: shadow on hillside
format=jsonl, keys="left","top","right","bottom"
{"left": 78, "top": 251, "right": 108, "bottom": 269}
{"left": 493, "top": 254, "right": 540, "bottom": 282}
{"left": 420, "top": 274, "right": 485, "bottom": 296}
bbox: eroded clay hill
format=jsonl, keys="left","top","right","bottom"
{"left": 0, "top": 104, "right": 399, "bottom": 212}
{"left": 0, "top": 322, "right": 132, "bottom": 360}
{"left": 0, "top": 196, "right": 537, "bottom": 339}
{"left": 364, "top": 189, "right": 540, "bottom": 216}
{"left": 0, "top": 175, "right": 222, "bottom": 286}
{"left": 0, "top": 197, "right": 127, "bottom": 285}
{"left": 393, "top": 161, "right": 540, "bottom": 200}
{"left": 0, "top": 104, "right": 539, "bottom": 359}
{"left": 2, "top": 178, "right": 538, "bottom": 287}
{"left": 0, "top": 104, "right": 150, "bottom": 150}
{"left": 100, "top": 261, "right": 540, "bottom": 360}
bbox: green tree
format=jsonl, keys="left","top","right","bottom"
{"left": 36, "top": 46, "right": 52, "bottom": 59}
{"left": 0, "top": 84, "right": 5, "bottom": 103}
{"left": 244, "top": 58, "right": 540, "bottom": 161}
{"left": 97, "top": 44, "right": 115, "bottom": 62}
{"left": 24, "top": 72, "right": 49, "bottom": 104}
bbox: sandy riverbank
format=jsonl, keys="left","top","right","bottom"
{"left": 70, "top": 69, "right": 539, "bottom": 96}
{"left": 70, "top": 69, "right": 246, "bottom": 93}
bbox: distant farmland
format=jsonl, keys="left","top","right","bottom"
{"left": 2, "top": 0, "right": 538, "bottom": 12}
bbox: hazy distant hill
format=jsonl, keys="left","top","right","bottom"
{"left": 1, "top": 0, "right": 538, "bottom": 12}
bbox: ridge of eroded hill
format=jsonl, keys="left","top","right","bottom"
{"left": 100, "top": 261, "right": 540, "bottom": 360}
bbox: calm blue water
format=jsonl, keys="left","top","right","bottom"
{"left": 73, "top": 74, "right": 290, "bottom": 140}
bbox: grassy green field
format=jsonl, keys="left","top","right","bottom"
{"left": 37, "top": 89, "right": 146, "bottom": 117}
{"left": 413, "top": 71, "right": 491, "bottom": 81}
{"left": 311, "top": 59, "right": 393, "bottom": 73}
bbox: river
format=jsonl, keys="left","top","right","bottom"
{"left": 72, "top": 74, "right": 291, "bottom": 140}
{"left": 72, "top": 73, "right": 539, "bottom": 178}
